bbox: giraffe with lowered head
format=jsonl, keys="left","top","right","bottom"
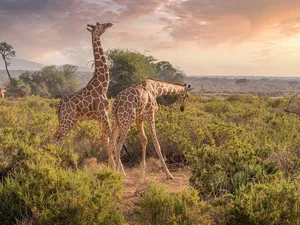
{"left": 54, "top": 22, "right": 115, "bottom": 167}
{"left": 0, "top": 87, "right": 27, "bottom": 98}
{"left": 111, "top": 78, "right": 193, "bottom": 179}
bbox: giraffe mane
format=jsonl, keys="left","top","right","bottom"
{"left": 145, "top": 78, "right": 185, "bottom": 87}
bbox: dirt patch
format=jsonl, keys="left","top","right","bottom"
{"left": 120, "top": 163, "right": 191, "bottom": 224}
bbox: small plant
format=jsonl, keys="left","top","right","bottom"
{"left": 135, "top": 182, "right": 211, "bottom": 225}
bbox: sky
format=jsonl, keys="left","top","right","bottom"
{"left": 1, "top": 0, "right": 300, "bottom": 76}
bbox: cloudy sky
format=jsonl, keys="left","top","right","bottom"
{"left": 1, "top": 0, "right": 300, "bottom": 76}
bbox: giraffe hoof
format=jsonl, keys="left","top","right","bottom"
{"left": 167, "top": 174, "right": 175, "bottom": 180}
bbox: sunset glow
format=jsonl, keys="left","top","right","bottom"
{"left": 1, "top": 0, "right": 300, "bottom": 76}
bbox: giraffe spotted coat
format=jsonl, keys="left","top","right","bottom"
{"left": 111, "top": 78, "right": 193, "bottom": 179}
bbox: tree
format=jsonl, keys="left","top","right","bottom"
{"left": 156, "top": 61, "right": 186, "bottom": 84}
{"left": 106, "top": 49, "right": 156, "bottom": 98}
{"left": 19, "top": 65, "right": 79, "bottom": 97}
{"left": 0, "top": 42, "right": 16, "bottom": 82}
{"left": 156, "top": 61, "right": 187, "bottom": 105}
{"left": 288, "top": 81, "right": 298, "bottom": 91}
{"left": 235, "top": 78, "right": 249, "bottom": 89}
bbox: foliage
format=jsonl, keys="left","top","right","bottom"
{"left": 155, "top": 61, "right": 187, "bottom": 105}
{"left": 0, "top": 42, "right": 16, "bottom": 82}
{"left": 235, "top": 78, "right": 249, "bottom": 88}
{"left": 135, "top": 182, "right": 211, "bottom": 225}
{"left": 7, "top": 77, "right": 28, "bottom": 89}
{"left": 156, "top": 61, "right": 186, "bottom": 84}
{"left": 19, "top": 64, "right": 79, "bottom": 97}
{"left": 0, "top": 165, "right": 124, "bottom": 225}
{"left": 106, "top": 49, "right": 156, "bottom": 98}
{"left": 226, "top": 176, "right": 300, "bottom": 225}
{"left": 0, "top": 96, "right": 123, "bottom": 224}
{"left": 1, "top": 94, "right": 300, "bottom": 224}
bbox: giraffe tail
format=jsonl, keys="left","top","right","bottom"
{"left": 57, "top": 99, "right": 63, "bottom": 116}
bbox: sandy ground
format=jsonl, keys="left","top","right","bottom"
{"left": 82, "top": 157, "right": 192, "bottom": 223}
{"left": 119, "top": 163, "right": 191, "bottom": 224}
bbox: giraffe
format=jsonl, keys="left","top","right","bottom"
{"left": 6, "top": 88, "right": 28, "bottom": 98}
{"left": 54, "top": 22, "right": 115, "bottom": 168}
{"left": 111, "top": 78, "right": 193, "bottom": 179}
{"left": 0, "top": 88, "right": 27, "bottom": 98}
{"left": 0, "top": 88, "right": 6, "bottom": 98}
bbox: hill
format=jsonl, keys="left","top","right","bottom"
{"left": 0, "top": 58, "right": 45, "bottom": 70}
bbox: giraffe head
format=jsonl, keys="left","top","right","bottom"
{"left": 178, "top": 84, "right": 193, "bottom": 112}
{"left": 86, "top": 22, "right": 113, "bottom": 36}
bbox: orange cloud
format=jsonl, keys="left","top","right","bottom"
{"left": 163, "top": 0, "right": 300, "bottom": 45}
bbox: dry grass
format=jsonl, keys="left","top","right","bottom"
{"left": 81, "top": 157, "right": 107, "bottom": 173}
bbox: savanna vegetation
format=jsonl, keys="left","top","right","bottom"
{"left": 1, "top": 47, "right": 300, "bottom": 224}
{"left": 0, "top": 93, "right": 300, "bottom": 224}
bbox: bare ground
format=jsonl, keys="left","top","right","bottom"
{"left": 82, "top": 157, "right": 192, "bottom": 224}
{"left": 120, "top": 162, "right": 191, "bottom": 224}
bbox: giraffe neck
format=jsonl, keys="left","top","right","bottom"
{"left": 91, "top": 33, "right": 110, "bottom": 92}
{"left": 146, "top": 80, "right": 185, "bottom": 98}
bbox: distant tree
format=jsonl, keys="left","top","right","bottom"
{"left": 235, "top": 78, "right": 249, "bottom": 89}
{"left": 60, "top": 64, "right": 78, "bottom": 80}
{"left": 106, "top": 49, "right": 156, "bottom": 98}
{"left": 59, "top": 64, "right": 80, "bottom": 94}
{"left": 7, "top": 78, "right": 27, "bottom": 89}
{"left": 288, "top": 81, "right": 298, "bottom": 91}
{"left": 0, "top": 42, "right": 16, "bottom": 83}
{"left": 19, "top": 65, "right": 79, "bottom": 97}
{"left": 156, "top": 61, "right": 186, "bottom": 83}
{"left": 155, "top": 61, "right": 187, "bottom": 105}
{"left": 265, "top": 84, "right": 277, "bottom": 91}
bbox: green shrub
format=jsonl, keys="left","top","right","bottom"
{"left": 0, "top": 164, "right": 124, "bottom": 225}
{"left": 135, "top": 182, "right": 211, "bottom": 225}
{"left": 226, "top": 177, "right": 300, "bottom": 225}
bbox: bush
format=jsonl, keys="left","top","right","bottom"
{"left": 0, "top": 96, "right": 124, "bottom": 224}
{"left": 226, "top": 177, "right": 300, "bottom": 225}
{"left": 0, "top": 164, "right": 124, "bottom": 225}
{"left": 135, "top": 182, "right": 211, "bottom": 225}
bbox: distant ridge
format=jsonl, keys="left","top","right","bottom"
{"left": 0, "top": 58, "right": 45, "bottom": 70}
{"left": 0, "top": 58, "right": 93, "bottom": 72}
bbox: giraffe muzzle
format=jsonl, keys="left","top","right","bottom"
{"left": 105, "top": 23, "right": 113, "bottom": 28}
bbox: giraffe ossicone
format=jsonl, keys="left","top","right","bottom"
{"left": 111, "top": 78, "right": 193, "bottom": 179}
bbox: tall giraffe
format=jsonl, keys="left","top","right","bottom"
{"left": 54, "top": 22, "right": 115, "bottom": 167}
{"left": 111, "top": 78, "right": 193, "bottom": 179}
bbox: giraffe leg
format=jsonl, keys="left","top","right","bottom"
{"left": 111, "top": 120, "right": 126, "bottom": 175}
{"left": 146, "top": 116, "right": 174, "bottom": 180}
{"left": 136, "top": 120, "right": 147, "bottom": 178}
{"left": 98, "top": 119, "right": 116, "bottom": 169}
{"left": 115, "top": 121, "right": 133, "bottom": 176}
